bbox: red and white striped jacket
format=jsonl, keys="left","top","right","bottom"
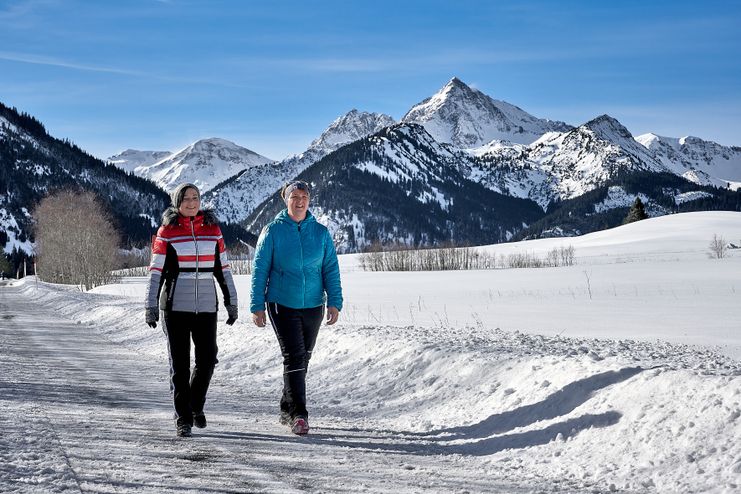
{"left": 145, "top": 210, "right": 238, "bottom": 313}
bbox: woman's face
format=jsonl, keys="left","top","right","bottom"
{"left": 285, "top": 189, "right": 310, "bottom": 220}
{"left": 178, "top": 188, "right": 200, "bottom": 217}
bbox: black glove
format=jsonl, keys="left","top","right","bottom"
{"left": 145, "top": 307, "right": 159, "bottom": 328}
{"left": 225, "top": 304, "right": 238, "bottom": 325}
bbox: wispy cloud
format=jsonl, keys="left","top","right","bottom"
{"left": 0, "top": 50, "right": 251, "bottom": 88}
{"left": 0, "top": 0, "right": 59, "bottom": 29}
{"left": 0, "top": 50, "right": 146, "bottom": 76}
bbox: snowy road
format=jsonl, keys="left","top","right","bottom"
{"left": 0, "top": 283, "right": 301, "bottom": 493}
{"left": 0, "top": 282, "right": 538, "bottom": 493}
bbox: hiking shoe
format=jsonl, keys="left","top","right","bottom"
{"left": 193, "top": 413, "right": 207, "bottom": 429}
{"left": 291, "top": 416, "right": 309, "bottom": 435}
{"left": 176, "top": 423, "right": 192, "bottom": 438}
{"left": 279, "top": 411, "right": 291, "bottom": 425}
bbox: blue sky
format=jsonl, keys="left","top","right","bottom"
{"left": 1, "top": 0, "right": 740, "bottom": 160}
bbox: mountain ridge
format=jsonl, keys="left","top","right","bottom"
{"left": 4, "top": 77, "right": 740, "bottom": 260}
{"left": 202, "top": 109, "right": 396, "bottom": 224}
{"left": 245, "top": 122, "right": 546, "bottom": 252}
{"left": 123, "top": 137, "right": 274, "bottom": 193}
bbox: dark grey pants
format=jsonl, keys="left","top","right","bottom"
{"left": 267, "top": 303, "right": 324, "bottom": 420}
{"left": 162, "top": 311, "right": 218, "bottom": 425}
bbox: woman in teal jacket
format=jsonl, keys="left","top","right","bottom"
{"left": 250, "top": 180, "right": 343, "bottom": 435}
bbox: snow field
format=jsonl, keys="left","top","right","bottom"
{"left": 4, "top": 211, "right": 741, "bottom": 492}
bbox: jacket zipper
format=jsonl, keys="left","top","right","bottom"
{"left": 190, "top": 218, "right": 199, "bottom": 314}
{"left": 298, "top": 222, "right": 305, "bottom": 307}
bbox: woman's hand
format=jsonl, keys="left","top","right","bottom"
{"left": 252, "top": 310, "right": 266, "bottom": 327}
{"left": 326, "top": 306, "right": 340, "bottom": 325}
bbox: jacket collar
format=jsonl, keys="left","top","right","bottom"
{"left": 275, "top": 208, "right": 315, "bottom": 226}
{"left": 178, "top": 212, "right": 203, "bottom": 227}
{"left": 162, "top": 207, "right": 218, "bottom": 227}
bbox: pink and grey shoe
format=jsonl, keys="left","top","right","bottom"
{"left": 291, "top": 416, "right": 309, "bottom": 435}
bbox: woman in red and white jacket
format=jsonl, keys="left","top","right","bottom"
{"left": 144, "top": 183, "right": 238, "bottom": 438}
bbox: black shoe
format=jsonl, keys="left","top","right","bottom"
{"left": 176, "top": 423, "right": 192, "bottom": 437}
{"left": 193, "top": 413, "right": 207, "bottom": 429}
{"left": 279, "top": 411, "right": 291, "bottom": 425}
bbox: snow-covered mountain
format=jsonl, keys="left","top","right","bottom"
{"left": 308, "top": 108, "right": 397, "bottom": 155}
{"left": 402, "top": 77, "right": 572, "bottom": 148}
{"left": 203, "top": 109, "right": 396, "bottom": 224}
{"left": 107, "top": 149, "right": 171, "bottom": 174}
{"left": 526, "top": 115, "right": 667, "bottom": 200}
{"left": 238, "top": 108, "right": 738, "bottom": 249}
{"left": 469, "top": 115, "right": 673, "bottom": 209}
{"left": 246, "top": 123, "right": 544, "bottom": 253}
{"left": 468, "top": 140, "right": 554, "bottom": 210}
{"left": 132, "top": 138, "right": 274, "bottom": 193}
{"left": 470, "top": 113, "right": 741, "bottom": 218}
{"left": 635, "top": 133, "right": 741, "bottom": 190}
{"left": 9, "top": 75, "right": 733, "bottom": 254}
{"left": 0, "top": 103, "right": 169, "bottom": 258}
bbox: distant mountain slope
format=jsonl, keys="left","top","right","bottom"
{"left": 245, "top": 123, "right": 545, "bottom": 253}
{"left": 203, "top": 109, "right": 396, "bottom": 224}
{"left": 0, "top": 103, "right": 169, "bottom": 257}
{"left": 526, "top": 115, "right": 667, "bottom": 197}
{"left": 0, "top": 104, "right": 257, "bottom": 266}
{"left": 470, "top": 115, "right": 673, "bottom": 210}
{"left": 402, "top": 77, "right": 572, "bottom": 147}
{"left": 513, "top": 171, "right": 741, "bottom": 240}
{"left": 101, "top": 76, "right": 741, "bottom": 249}
{"left": 635, "top": 133, "right": 741, "bottom": 189}
{"left": 108, "top": 149, "right": 171, "bottom": 174}
{"left": 133, "top": 138, "right": 274, "bottom": 192}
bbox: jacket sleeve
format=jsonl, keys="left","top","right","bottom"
{"left": 213, "top": 227, "right": 238, "bottom": 307}
{"left": 144, "top": 227, "right": 167, "bottom": 310}
{"left": 321, "top": 229, "right": 343, "bottom": 311}
{"left": 249, "top": 225, "right": 273, "bottom": 313}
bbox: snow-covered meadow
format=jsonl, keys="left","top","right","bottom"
{"left": 1, "top": 211, "right": 740, "bottom": 493}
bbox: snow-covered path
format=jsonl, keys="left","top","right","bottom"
{"left": 0, "top": 282, "right": 533, "bottom": 493}
{"left": 0, "top": 282, "right": 303, "bottom": 493}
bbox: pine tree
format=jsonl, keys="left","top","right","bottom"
{"left": 624, "top": 197, "right": 648, "bottom": 224}
{"left": 0, "top": 255, "right": 12, "bottom": 277}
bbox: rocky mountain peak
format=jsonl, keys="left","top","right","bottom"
{"left": 403, "top": 77, "right": 572, "bottom": 148}
{"left": 441, "top": 76, "right": 476, "bottom": 96}
{"left": 582, "top": 114, "right": 635, "bottom": 143}
{"left": 308, "top": 109, "right": 396, "bottom": 152}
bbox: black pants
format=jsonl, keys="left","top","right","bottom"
{"left": 267, "top": 303, "right": 324, "bottom": 420}
{"left": 162, "top": 311, "right": 218, "bottom": 425}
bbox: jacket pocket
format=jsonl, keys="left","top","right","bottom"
{"left": 160, "top": 276, "right": 177, "bottom": 311}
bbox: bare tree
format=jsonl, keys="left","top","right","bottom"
{"left": 560, "top": 245, "right": 576, "bottom": 266}
{"left": 709, "top": 234, "right": 727, "bottom": 259}
{"left": 34, "top": 190, "right": 119, "bottom": 290}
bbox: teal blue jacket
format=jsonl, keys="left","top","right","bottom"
{"left": 250, "top": 209, "right": 343, "bottom": 313}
